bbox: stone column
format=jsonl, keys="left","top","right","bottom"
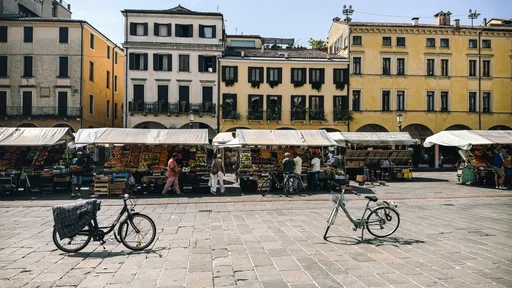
{"left": 434, "top": 144, "right": 439, "bottom": 168}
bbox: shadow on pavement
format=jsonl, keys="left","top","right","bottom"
{"left": 410, "top": 177, "right": 450, "bottom": 183}
{"left": 324, "top": 235, "right": 426, "bottom": 247}
{"left": 65, "top": 247, "right": 167, "bottom": 258}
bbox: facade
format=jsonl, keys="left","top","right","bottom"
{"left": 219, "top": 36, "right": 350, "bottom": 132}
{"left": 0, "top": 18, "right": 124, "bottom": 131}
{"left": 327, "top": 12, "right": 512, "bottom": 141}
{"left": 1, "top": 0, "right": 72, "bottom": 18}
{"left": 122, "top": 5, "right": 224, "bottom": 138}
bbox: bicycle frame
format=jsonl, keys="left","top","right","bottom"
{"left": 332, "top": 189, "right": 375, "bottom": 229}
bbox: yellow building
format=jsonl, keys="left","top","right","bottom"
{"left": 327, "top": 12, "right": 512, "bottom": 141}
{"left": 0, "top": 18, "right": 124, "bottom": 131}
{"left": 219, "top": 35, "right": 350, "bottom": 132}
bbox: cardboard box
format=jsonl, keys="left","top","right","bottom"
{"left": 109, "top": 183, "right": 127, "bottom": 190}
{"left": 402, "top": 168, "right": 411, "bottom": 173}
{"left": 356, "top": 175, "right": 367, "bottom": 183}
{"left": 397, "top": 173, "right": 404, "bottom": 178}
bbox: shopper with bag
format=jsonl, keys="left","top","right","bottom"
{"left": 210, "top": 154, "right": 225, "bottom": 195}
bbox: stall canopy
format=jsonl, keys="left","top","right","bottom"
{"left": 329, "top": 132, "right": 419, "bottom": 146}
{"left": 424, "top": 130, "right": 512, "bottom": 150}
{"left": 75, "top": 128, "right": 209, "bottom": 145}
{"left": 236, "top": 129, "right": 337, "bottom": 146}
{"left": 212, "top": 132, "right": 235, "bottom": 146}
{"left": 0, "top": 127, "right": 74, "bottom": 146}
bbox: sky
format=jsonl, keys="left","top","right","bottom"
{"left": 70, "top": 0, "right": 512, "bottom": 46}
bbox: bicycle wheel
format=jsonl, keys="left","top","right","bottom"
{"left": 53, "top": 223, "right": 92, "bottom": 253}
{"left": 323, "top": 206, "right": 338, "bottom": 240}
{"left": 119, "top": 213, "right": 156, "bottom": 251}
{"left": 284, "top": 176, "right": 300, "bottom": 195}
{"left": 366, "top": 207, "right": 400, "bottom": 238}
{"left": 259, "top": 178, "right": 273, "bottom": 196}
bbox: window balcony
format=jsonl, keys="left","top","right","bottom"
{"left": 247, "top": 108, "right": 264, "bottom": 121}
{"left": 290, "top": 108, "right": 306, "bottom": 121}
{"left": 265, "top": 108, "right": 282, "bottom": 122}
{"left": 128, "top": 101, "right": 216, "bottom": 116}
{"left": 309, "top": 109, "right": 326, "bottom": 122}
{"left": 0, "top": 106, "right": 81, "bottom": 117}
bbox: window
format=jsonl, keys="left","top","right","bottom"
{"left": 440, "top": 38, "right": 449, "bottom": 48}
{"left": 333, "top": 95, "right": 349, "bottom": 121}
{"left": 23, "top": 56, "right": 33, "bottom": 77}
{"left": 89, "top": 94, "right": 94, "bottom": 114}
{"left": 248, "top": 67, "right": 264, "bottom": 84}
{"left": 469, "top": 60, "right": 477, "bottom": 77}
{"left": 381, "top": 91, "right": 391, "bottom": 111}
{"left": 267, "top": 67, "right": 282, "bottom": 84}
{"left": 178, "top": 55, "right": 190, "bottom": 72}
{"left": 114, "top": 103, "right": 118, "bottom": 119}
{"left": 107, "top": 47, "right": 111, "bottom": 60}
{"left": 353, "top": 57, "right": 361, "bottom": 74}
{"left": 24, "top": 27, "right": 33, "bottom": 43}
{"left": 175, "top": 24, "right": 193, "bottom": 37}
{"left": 482, "top": 40, "right": 491, "bottom": 49}
{"left": 106, "top": 100, "right": 110, "bottom": 118}
{"left": 114, "top": 75, "right": 118, "bottom": 92}
{"left": 309, "top": 68, "right": 324, "bottom": 83}
{"left": 468, "top": 92, "right": 477, "bottom": 112}
{"left": 427, "top": 59, "right": 435, "bottom": 76}
{"left": 0, "top": 56, "right": 7, "bottom": 77}
{"left": 291, "top": 68, "right": 306, "bottom": 84}
{"left": 396, "top": 37, "right": 406, "bottom": 47}
{"left": 440, "top": 91, "right": 449, "bottom": 111}
{"left": 106, "top": 70, "right": 110, "bottom": 89}
{"left": 382, "top": 58, "right": 391, "bottom": 75}
{"left": 309, "top": 96, "right": 325, "bottom": 121}
{"left": 133, "top": 84, "right": 145, "bottom": 110}
{"left": 352, "top": 35, "right": 362, "bottom": 45}
{"left": 202, "top": 87, "right": 213, "bottom": 113}
{"left": 382, "top": 37, "right": 392, "bottom": 47}
{"left": 352, "top": 90, "right": 361, "bottom": 111}
{"left": 426, "top": 91, "right": 435, "bottom": 111}
{"left": 153, "top": 54, "right": 172, "bottom": 71}
{"left": 0, "top": 26, "right": 7, "bottom": 42}
{"left": 89, "top": 61, "right": 94, "bottom": 81}
{"left": 198, "top": 56, "right": 216, "bottom": 72}
{"left": 266, "top": 95, "right": 282, "bottom": 121}
{"left": 199, "top": 25, "right": 216, "bottom": 38}
{"left": 58, "top": 56, "right": 68, "bottom": 77}
{"left": 333, "top": 69, "right": 348, "bottom": 89}
{"left": 426, "top": 38, "right": 436, "bottom": 48}
{"left": 154, "top": 23, "right": 171, "bottom": 37}
{"left": 222, "top": 66, "right": 238, "bottom": 83}
{"left": 482, "top": 60, "right": 491, "bottom": 77}
{"left": 89, "top": 33, "right": 94, "bottom": 49}
{"left": 222, "top": 94, "right": 237, "bottom": 119}
{"left": 114, "top": 51, "right": 118, "bottom": 65}
{"left": 441, "top": 59, "right": 449, "bottom": 76}
{"left": 59, "top": 27, "right": 68, "bottom": 43}
{"left": 396, "top": 58, "right": 405, "bottom": 75}
{"left": 469, "top": 39, "right": 478, "bottom": 48}
{"left": 230, "top": 40, "right": 256, "bottom": 48}
{"left": 129, "top": 53, "right": 148, "bottom": 71}
{"left": 482, "top": 92, "right": 491, "bottom": 112}
{"left": 396, "top": 91, "right": 405, "bottom": 111}
{"left": 247, "top": 95, "right": 263, "bottom": 120}
{"left": 129, "top": 23, "right": 148, "bottom": 36}
{"left": 178, "top": 86, "right": 190, "bottom": 112}
{"left": 291, "top": 95, "right": 306, "bottom": 121}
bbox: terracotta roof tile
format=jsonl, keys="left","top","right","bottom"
{"left": 336, "top": 21, "right": 512, "bottom": 31}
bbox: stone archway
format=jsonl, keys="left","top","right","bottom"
{"left": 319, "top": 128, "right": 340, "bottom": 132}
{"left": 402, "top": 124, "right": 435, "bottom": 167}
{"left": 133, "top": 121, "right": 167, "bottom": 129}
{"left": 356, "top": 124, "right": 388, "bottom": 132}
{"left": 18, "top": 123, "right": 38, "bottom": 127}
{"left": 276, "top": 127, "right": 296, "bottom": 130}
{"left": 445, "top": 124, "right": 471, "bottom": 131}
{"left": 53, "top": 123, "right": 75, "bottom": 133}
{"left": 489, "top": 125, "right": 512, "bottom": 130}
{"left": 401, "top": 124, "right": 434, "bottom": 140}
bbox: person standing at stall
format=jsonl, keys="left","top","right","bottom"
{"left": 311, "top": 153, "right": 321, "bottom": 191}
{"left": 493, "top": 149, "right": 509, "bottom": 190}
{"left": 71, "top": 152, "right": 86, "bottom": 197}
{"left": 162, "top": 153, "right": 182, "bottom": 196}
{"left": 210, "top": 154, "right": 225, "bottom": 195}
{"left": 282, "top": 153, "right": 295, "bottom": 187}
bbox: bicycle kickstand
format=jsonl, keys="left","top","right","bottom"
{"left": 100, "top": 240, "right": 106, "bottom": 250}
{"left": 360, "top": 225, "right": 365, "bottom": 241}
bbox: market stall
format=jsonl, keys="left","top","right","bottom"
{"left": 424, "top": 130, "right": 512, "bottom": 186}
{"left": 0, "top": 127, "right": 75, "bottom": 195}
{"left": 329, "top": 132, "right": 419, "bottom": 182}
{"left": 234, "top": 129, "right": 344, "bottom": 192}
{"left": 74, "top": 128, "right": 211, "bottom": 195}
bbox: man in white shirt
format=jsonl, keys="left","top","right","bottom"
{"left": 311, "top": 154, "right": 321, "bottom": 191}
{"left": 293, "top": 152, "right": 302, "bottom": 175}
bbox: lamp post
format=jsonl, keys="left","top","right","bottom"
{"left": 342, "top": 5, "right": 354, "bottom": 22}
{"left": 188, "top": 111, "right": 194, "bottom": 129}
{"left": 396, "top": 113, "right": 403, "bottom": 132}
{"left": 468, "top": 9, "right": 480, "bottom": 27}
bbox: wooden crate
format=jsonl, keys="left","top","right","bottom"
{"left": 109, "top": 189, "right": 125, "bottom": 196}
{"left": 93, "top": 178, "right": 110, "bottom": 196}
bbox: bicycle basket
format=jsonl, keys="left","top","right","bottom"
{"left": 331, "top": 192, "right": 346, "bottom": 204}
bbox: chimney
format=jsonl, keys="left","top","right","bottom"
{"left": 412, "top": 17, "right": 419, "bottom": 26}
{"left": 454, "top": 19, "right": 460, "bottom": 28}
{"left": 444, "top": 11, "right": 452, "bottom": 25}
{"left": 434, "top": 11, "right": 451, "bottom": 25}
{"left": 482, "top": 18, "right": 487, "bottom": 26}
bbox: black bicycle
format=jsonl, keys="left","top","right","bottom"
{"left": 259, "top": 170, "right": 296, "bottom": 196}
{"left": 53, "top": 194, "right": 156, "bottom": 253}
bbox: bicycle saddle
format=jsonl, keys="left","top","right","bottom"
{"left": 365, "top": 195, "right": 378, "bottom": 202}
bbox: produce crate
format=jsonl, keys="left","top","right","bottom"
{"left": 93, "top": 178, "right": 110, "bottom": 196}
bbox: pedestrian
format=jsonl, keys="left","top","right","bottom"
{"left": 439, "top": 154, "right": 444, "bottom": 168}
{"left": 282, "top": 152, "right": 295, "bottom": 189}
{"left": 162, "top": 153, "right": 182, "bottom": 196}
{"left": 210, "top": 154, "right": 225, "bottom": 195}
{"left": 293, "top": 152, "right": 302, "bottom": 175}
{"left": 493, "top": 149, "right": 509, "bottom": 190}
{"left": 311, "top": 153, "right": 321, "bottom": 191}
{"left": 71, "top": 151, "right": 86, "bottom": 197}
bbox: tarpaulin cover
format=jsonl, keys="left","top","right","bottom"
{"left": 333, "top": 132, "right": 419, "bottom": 146}
{"left": 217, "top": 138, "right": 241, "bottom": 148}
{"left": 212, "top": 132, "right": 235, "bottom": 145}
{"left": 236, "top": 130, "right": 337, "bottom": 146}
{"left": 74, "top": 128, "right": 209, "bottom": 145}
{"left": 424, "top": 130, "right": 512, "bottom": 150}
{"left": 0, "top": 127, "right": 74, "bottom": 146}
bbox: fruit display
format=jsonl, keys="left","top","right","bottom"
{"left": 105, "top": 146, "right": 124, "bottom": 168}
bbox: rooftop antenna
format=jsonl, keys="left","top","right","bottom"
{"left": 217, "top": 5, "right": 219, "bottom": 12}
{"left": 235, "top": 27, "right": 237, "bottom": 35}
{"left": 342, "top": 4, "right": 354, "bottom": 22}
{"left": 468, "top": 9, "right": 480, "bottom": 27}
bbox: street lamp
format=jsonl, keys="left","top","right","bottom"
{"left": 396, "top": 113, "right": 403, "bottom": 132}
{"left": 342, "top": 5, "right": 354, "bottom": 22}
{"left": 468, "top": 9, "right": 480, "bottom": 27}
{"left": 188, "top": 111, "right": 194, "bottom": 128}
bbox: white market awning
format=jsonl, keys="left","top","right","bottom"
{"left": 212, "top": 132, "right": 235, "bottom": 146}
{"left": 338, "top": 132, "right": 419, "bottom": 146}
{"left": 236, "top": 129, "right": 337, "bottom": 146}
{"left": 217, "top": 138, "right": 241, "bottom": 148}
{"left": 327, "top": 132, "right": 346, "bottom": 146}
{"left": 75, "top": 128, "right": 209, "bottom": 145}
{"left": 0, "top": 127, "right": 74, "bottom": 146}
{"left": 424, "top": 130, "right": 512, "bottom": 150}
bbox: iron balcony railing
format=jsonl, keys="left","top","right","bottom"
{"left": 265, "top": 108, "right": 282, "bottom": 121}
{"left": 309, "top": 109, "right": 326, "bottom": 121}
{"left": 291, "top": 107, "right": 306, "bottom": 121}
{"left": 247, "top": 108, "right": 264, "bottom": 121}
{"left": 1, "top": 106, "right": 81, "bottom": 117}
{"left": 128, "top": 101, "right": 216, "bottom": 115}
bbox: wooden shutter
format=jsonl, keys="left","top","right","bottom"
{"left": 342, "top": 68, "right": 349, "bottom": 84}
{"left": 259, "top": 68, "right": 264, "bottom": 83}
{"left": 143, "top": 53, "right": 148, "bottom": 70}
{"left": 212, "top": 57, "right": 217, "bottom": 72}
{"left": 320, "top": 96, "right": 324, "bottom": 111}
{"left": 175, "top": 24, "right": 180, "bottom": 37}
{"left": 266, "top": 67, "right": 271, "bottom": 83}
{"left": 233, "top": 94, "right": 238, "bottom": 112}
{"left": 333, "top": 69, "right": 338, "bottom": 84}
{"left": 167, "top": 24, "right": 172, "bottom": 36}
{"left": 59, "top": 27, "right": 68, "bottom": 43}
{"left": 129, "top": 53, "right": 135, "bottom": 70}
{"left": 143, "top": 23, "right": 148, "bottom": 35}
{"left": 320, "top": 68, "right": 325, "bottom": 84}
{"left": 248, "top": 67, "right": 252, "bottom": 83}
{"left": 188, "top": 25, "right": 193, "bottom": 37}
{"left": 129, "top": 23, "right": 136, "bottom": 35}
{"left": 290, "top": 68, "right": 295, "bottom": 83}
{"left": 59, "top": 56, "right": 68, "bottom": 77}
{"left": 199, "top": 25, "right": 204, "bottom": 38}
{"left": 0, "top": 56, "right": 7, "bottom": 77}
{"left": 234, "top": 66, "right": 238, "bottom": 82}
{"left": 167, "top": 55, "right": 172, "bottom": 71}
{"left": 153, "top": 54, "right": 159, "bottom": 71}
{"left": 278, "top": 68, "right": 282, "bottom": 83}
{"left": 308, "top": 68, "right": 313, "bottom": 83}
{"left": 221, "top": 66, "right": 226, "bottom": 81}
{"left": 154, "top": 23, "right": 159, "bottom": 36}
{"left": 212, "top": 25, "right": 217, "bottom": 38}
{"left": 198, "top": 55, "right": 203, "bottom": 72}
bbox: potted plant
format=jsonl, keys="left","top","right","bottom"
{"left": 293, "top": 81, "right": 305, "bottom": 88}
{"left": 225, "top": 79, "right": 235, "bottom": 87}
{"left": 311, "top": 82, "right": 322, "bottom": 92}
{"left": 180, "top": 101, "right": 188, "bottom": 114}
{"left": 250, "top": 81, "right": 261, "bottom": 89}
{"left": 269, "top": 80, "right": 280, "bottom": 89}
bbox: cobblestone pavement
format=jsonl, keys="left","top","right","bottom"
{"left": 1, "top": 172, "right": 512, "bottom": 287}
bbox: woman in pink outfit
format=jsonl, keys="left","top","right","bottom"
{"left": 162, "top": 153, "right": 182, "bottom": 196}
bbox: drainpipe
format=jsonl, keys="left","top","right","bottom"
{"left": 347, "top": 26, "right": 351, "bottom": 132}
{"left": 123, "top": 14, "right": 129, "bottom": 128}
{"left": 79, "top": 23, "right": 84, "bottom": 129}
{"left": 216, "top": 55, "right": 221, "bottom": 133}
{"left": 478, "top": 31, "right": 482, "bottom": 130}
{"left": 111, "top": 46, "right": 115, "bottom": 127}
